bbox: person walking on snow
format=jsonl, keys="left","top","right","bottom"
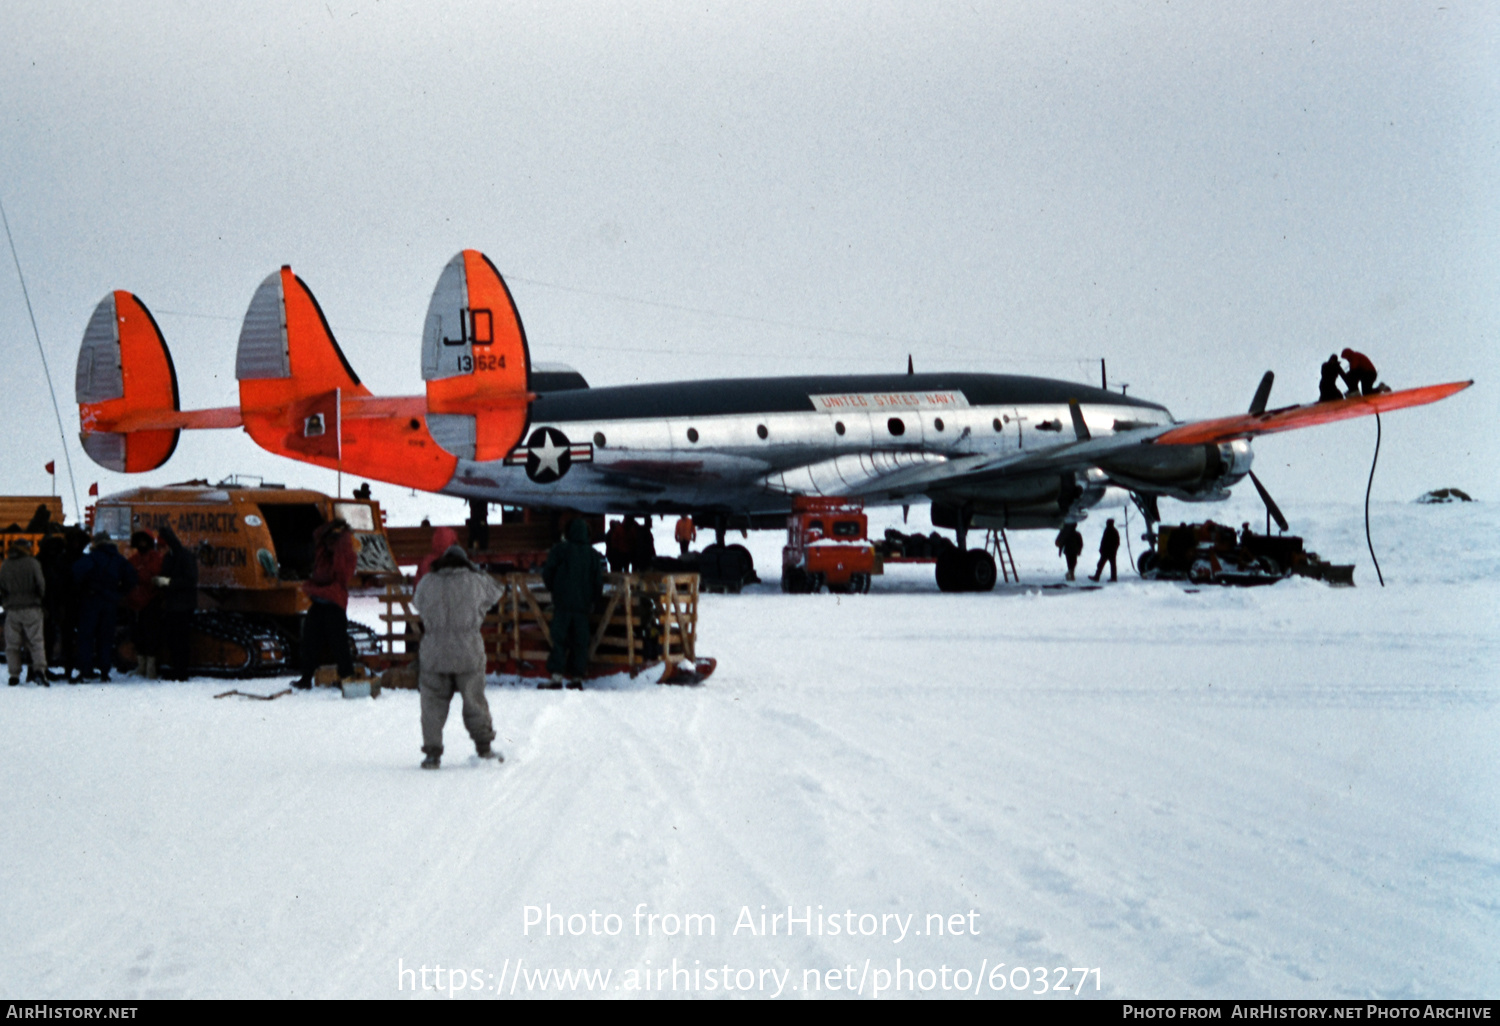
{"left": 542, "top": 518, "right": 604, "bottom": 689}
{"left": 412, "top": 545, "right": 504, "bottom": 769}
{"left": 1055, "top": 523, "right": 1084, "bottom": 581}
{"left": 1090, "top": 519, "right": 1121, "bottom": 583}
{"left": 674, "top": 515, "right": 697, "bottom": 557}
{"left": 2, "top": 538, "right": 48, "bottom": 686}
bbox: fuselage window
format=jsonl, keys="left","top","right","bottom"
{"left": 933, "top": 418, "right": 944, "bottom": 432}
{"left": 992, "top": 418, "right": 1002, "bottom": 432}
{"left": 757, "top": 424, "right": 768, "bottom": 440}
{"left": 887, "top": 417, "right": 905, "bottom": 437}
{"left": 835, "top": 421, "right": 846, "bottom": 436}
{"left": 687, "top": 427, "right": 699, "bottom": 443}
{"left": 594, "top": 431, "right": 606, "bottom": 448}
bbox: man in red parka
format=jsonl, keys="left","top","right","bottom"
{"left": 1340, "top": 348, "right": 1381, "bottom": 397}
{"left": 293, "top": 519, "right": 359, "bottom": 689}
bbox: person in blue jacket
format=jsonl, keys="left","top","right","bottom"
{"left": 72, "top": 533, "right": 138, "bottom": 682}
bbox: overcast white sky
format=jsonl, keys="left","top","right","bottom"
{"left": 1, "top": 1, "right": 1494, "bottom": 524}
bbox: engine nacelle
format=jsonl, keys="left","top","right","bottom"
{"left": 1098, "top": 439, "right": 1253, "bottom": 502}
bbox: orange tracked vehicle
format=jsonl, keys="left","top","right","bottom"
{"left": 89, "top": 480, "right": 396, "bottom": 674}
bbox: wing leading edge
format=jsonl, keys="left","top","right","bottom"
{"left": 1152, "top": 380, "right": 1472, "bottom": 446}
{"left": 764, "top": 379, "right": 1472, "bottom": 506}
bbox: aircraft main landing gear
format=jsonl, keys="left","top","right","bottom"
{"left": 936, "top": 548, "right": 998, "bottom": 592}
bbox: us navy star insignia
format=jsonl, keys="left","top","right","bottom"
{"left": 505, "top": 427, "right": 593, "bottom": 483}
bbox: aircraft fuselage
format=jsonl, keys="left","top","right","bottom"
{"left": 439, "top": 372, "right": 1177, "bottom": 523}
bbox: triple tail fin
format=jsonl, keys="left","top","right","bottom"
{"left": 77, "top": 253, "right": 533, "bottom": 494}
{"left": 76, "top": 291, "right": 181, "bottom": 472}
{"left": 235, "top": 265, "right": 370, "bottom": 461}
{"left": 421, "top": 250, "right": 532, "bottom": 460}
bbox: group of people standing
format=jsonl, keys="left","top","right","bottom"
{"left": 603, "top": 516, "right": 657, "bottom": 573}
{"left": 0, "top": 520, "right": 197, "bottom": 685}
{"left": 1054, "top": 520, "right": 1121, "bottom": 583}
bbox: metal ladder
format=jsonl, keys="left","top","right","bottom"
{"left": 986, "top": 528, "right": 1018, "bottom": 583}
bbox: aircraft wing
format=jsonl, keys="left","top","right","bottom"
{"left": 770, "top": 380, "right": 1472, "bottom": 504}
{"left": 1150, "top": 380, "right": 1471, "bottom": 446}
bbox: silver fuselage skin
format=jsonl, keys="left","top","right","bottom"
{"left": 432, "top": 372, "right": 1217, "bottom": 524}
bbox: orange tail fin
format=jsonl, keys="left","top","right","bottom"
{"left": 234, "top": 265, "right": 460, "bottom": 491}
{"left": 235, "top": 265, "right": 369, "bottom": 460}
{"left": 422, "top": 250, "right": 532, "bottom": 460}
{"left": 76, "top": 291, "right": 181, "bottom": 472}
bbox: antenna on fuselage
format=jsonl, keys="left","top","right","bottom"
{"left": 907, "top": 354, "right": 914, "bottom": 375}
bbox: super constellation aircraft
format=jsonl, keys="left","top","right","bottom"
{"left": 74, "top": 250, "right": 1470, "bottom": 590}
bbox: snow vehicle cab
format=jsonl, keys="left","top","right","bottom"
{"left": 781, "top": 497, "right": 875, "bottom": 594}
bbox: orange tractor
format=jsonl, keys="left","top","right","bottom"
{"left": 89, "top": 480, "right": 397, "bottom": 674}
{"left": 780, "top": 497, "right": 876, "bottom": 594}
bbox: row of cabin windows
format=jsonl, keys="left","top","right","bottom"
{"left": 589, "top": 414, "right": 1066, "bottom": 449}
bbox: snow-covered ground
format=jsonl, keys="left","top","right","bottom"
{"left": 2, "top": 498, "right": 1496, "bottom": 999}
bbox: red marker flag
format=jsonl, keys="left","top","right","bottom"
{"left": 88, "top": 482, "right": 99, "bottom": 497}
{"left": 45, "top": 461, "right": 55, "bottom": 475}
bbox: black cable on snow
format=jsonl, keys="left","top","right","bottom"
{"left": 1365, "top": 411, "right": 1385, "bottom": 587}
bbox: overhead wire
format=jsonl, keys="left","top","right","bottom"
{"left": 156, "top": 272, "right": 1109, "bottom": 373}
{"left": 1, "top": 194, "right": 80, "bottom": 519}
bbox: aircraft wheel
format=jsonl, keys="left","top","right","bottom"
{"left": 726, "top": 543, "right": 754, "bottom": 577}
{"left": 963, "top": 550, "right": 998, "bottom": 592}
{"left": 1137, "top": 550, "right": 1157, "bottom": 576}
{"left": 935, "top": 550, "right": 964, "bottom": 592}
{"left": 781, "top": 567, "right": 808, "bottom": 593}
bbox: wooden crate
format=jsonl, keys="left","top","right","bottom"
{"left": 372, "top": 572, "right": 702, "bottom": 681}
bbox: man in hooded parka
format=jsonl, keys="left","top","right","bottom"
{"left": 72, "top": 533, "right": 138, "bottom": 681}
{"left": 412, "top": 545, "right": 504, "bottom": 769}
{"left": 542, "top": 518, "right": 603, "bottom": 688}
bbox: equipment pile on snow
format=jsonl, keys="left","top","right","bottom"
{"left": 1137, "top": 521, "right": 1353, "bottom": 586}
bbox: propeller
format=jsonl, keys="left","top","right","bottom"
{"left": 1249, "top": 371, "right": 1274, "bottom": 415}
{"left": 1247, "top": 469, "right": 1289, "bottom": 533}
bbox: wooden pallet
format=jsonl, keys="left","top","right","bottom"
{"left": 371, "top": 571, "right": 709, "bottom": 683}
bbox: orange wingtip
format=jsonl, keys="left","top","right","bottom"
{"left": 1154, "top": 380, "right": 1473, "bottom": 446}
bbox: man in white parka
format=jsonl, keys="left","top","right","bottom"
{"left": 412, "top": 545, "right": 504, "bottom": 770}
